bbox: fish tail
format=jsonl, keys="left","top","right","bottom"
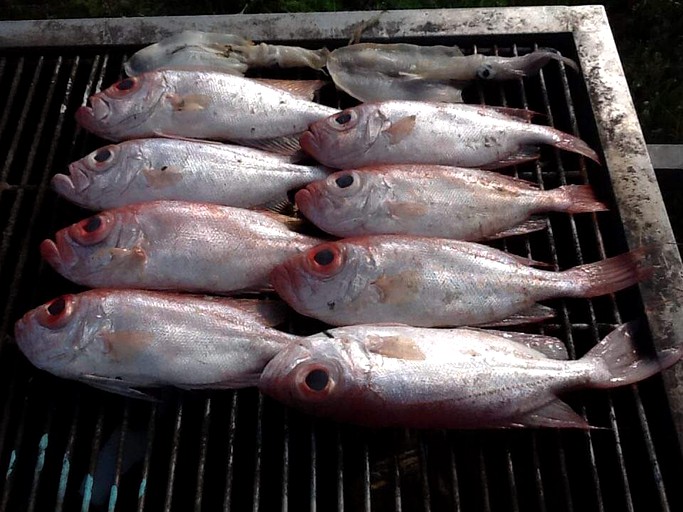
{"left": 548, "top": 129, "right": 601, "bottom": 164}
{"left": 548, "top": 184, "right": 609, "bottom": 214}
{"left": 562, "top": 247, "right": 653, "bottom": 298}
{"left": 582, "top": 322, "right": 682, "bottom": 388}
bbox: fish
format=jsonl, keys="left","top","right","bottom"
{"left": 75, "top": 70, "right": 337, "bottom": 151}
{"left": 269, "top": 236, "right": 652, "bottom": 327}
{"left": 295, "top": 165, "right": 607, "bottom": 240}
{"left": 327, "top": 43, "right": 578, "bottom": 103}
{"left": 53, "top": 138, "right": 330, "bottom": 210}
{"left": 14, "top": 289, "right": 299, "bottom": 397}
{"left": 40, "top": 201, "right": 322, "bottom": 293}
{"left": 124, "top": 31, "right": 329, "bottom": 76}
{"left": 258, "top": 323, "right": 682, "bottom": 429}
{"left": 300, "top": 101, "right": 600, "bottom": 169}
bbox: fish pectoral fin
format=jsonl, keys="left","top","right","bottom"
{"left": 382, "top": 115, "right": 416, "bottom": 145}
{"left": 166, "top": 93, "right": 212, "bottom": 112}
{"left": 80, "top": 374, "right": 158, "bottom": 401}
{"left": 477, "top": 303, "right": 556, "bottom": 327}
{"left": 366, "top": 335, "right": 426, "bottom": 361}
{"left": 142, "top": 166, "right": 184, "bottom": 189}
{"left": 509, "top": 399, "right": 591, "bottom": 429}
{"left": 481, "top": 217, "right": 548, "bottom": 241}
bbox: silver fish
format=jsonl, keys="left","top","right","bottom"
{"left": 296, "top": 165, "right": 607, "bottom": 240}
{"left": 259, "top": 323, "right": 681, "bottom": 428}
{"left": 75, "top": 70, "right": 337, "bottom": 146}
{"left": 124, "top": 31, "right": 329, "bottom": 76}
{"left": 41, "top": 201, "right": 322, "bottom": 293}
{"left": 328, "top": 44, "right": 577, "bottom": 103}
{"left": 15, "top": 289, "right": 298, "bottom": 397}
{"left": 54, "top": 138, "right": 329, "bottom": 210}
{"left": 300, "top": 101, "right": 599, "bottom": 169}
{"left": 270, "top": 236, "right": 652, "bottom": 327}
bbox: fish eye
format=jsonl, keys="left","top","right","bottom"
{"left": 83, "top": 216, "right": 102, "bottom": 233}
{"left": 68, "top": 213, "right": 113, "bottom": 246}
{"left": 306, "top": 243, "right": 343, "bottom": 276}
{"left": 93, "top": 148, "right": 112, "bottom": 163}
{"left": 313, "top": 248, "right": 335, "bottom": 266}
{"left": 47, "top": 297, "right": 66, "bottom": 316}
{"left": 37, "top": 294, "right": 75, "bottom": 329}
{"left": 116, "top": 78, "right": 136, "bottom": 91}
{"left": 335, "top": 174, "right": 354, "bottom": 188}
{"left": 476, "top": 63, "right": 496, "bottom": 80}
{"left": 335, "top": 113, "right": 352, "bottom": 125}
{"left": 305, "top": 368, "right": 329, "bottom": 391}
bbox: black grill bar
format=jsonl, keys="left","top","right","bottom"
{"left": 336, "top": 427, "right": 344, "bottom": 512}
{"left": 163, "top": 400, "right": 183, "bottom": 512}
{"left": 136, "top": 404, "right": 157, "bottom": 512}
{"left": 222, "top": 392, "right": 239, "bottom": 512}
{"left": 194, "top": 398, "right": 212, "bottom": 512}
{"left": 309, "top": 420, "right": 316, "bottom": 512}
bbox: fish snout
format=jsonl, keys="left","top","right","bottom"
{"left": 270, "top": 261, "right": 305, "bottom": 311}
{"left": 294, "top": 187, "right": 318, "bottom": 218}
{"left": 40, "top": 230, "right": 78, "bottom": 271}
{"left": 299, "top": 130, "right": 320, "bottom": 159}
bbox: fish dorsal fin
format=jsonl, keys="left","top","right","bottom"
{"left": 367, "top": 335, "right": 426, "bottom": 361}
{"left": 232, "top": 135, "right": 303, "bottom": 156}
{"left": 478, "top": 303, "right": 556, "bottom": 327}
{"left": 254, "top": 78, "right": 326, "bottom": 100}
{"left": 230, "top": 299, "right": 288, "bottom": 327}
{"left": 482, "top": 217, "right": 548, "bottom": 240}
{"left": 383, "top": 115, "right": 416, "bottom": 144}
{"left": 479, "top": 146, "right": 540, "bottom": 170}
{"left": 508, "top": 253, "right": 553, "bottom": 268}
{"left": 252, "top": 209, "right": 308, "bottom": 232}
{"left": 474, "top": 328, "right": 569, "bottom": 360}
{"left": 508, "top": 399, "right": 591, "bottom": 429}
{"left": 485, "top": 106, "right": 542, "bottom": 123}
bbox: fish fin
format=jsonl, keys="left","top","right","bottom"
{"left": 487, "top": 106, "right": 542, "bottom": 123}
{"left": 551, "top": 184, "right": 609, "bottom": 214}
{"left": 373, "top": 271, "right": 422, "bottom": 305}
{"left": 101, "top": 331, "right": 154, "bottom": 362}
{"left": 262, "top": 197, "right": 296, "bottom": 216}
{"left": 510, "top": 399, "right": 591, "bottom": 429}
{"left": 232, "top": 135, "right": 302, "bottom": 156}
{"left": 563, "top": 248, "right": 653, "bottom": 298}
{"left": 166, "top": 93, "right": 212, "bottom": 112}
{"left": 254, "top": 209, "right": 308, "bottom": 232}
{"left": 508, "top": 252, "right": 553, "bottom": 268}
{"left": 150, "top": 132, "right": 222, "bottom": 145}
{"left": 582, "top": 322, "right": 683, "bottom": 388}
{"left": 479, "top": 146, "right": 541, "bottom": 169}
{"left": 550, "top": 131, "right": 601, "bottom": 164}
{"left": 254, "top": 78, "right": 327, "bottom": 100}
{"left": 482, "top": 217, "right": 548, "bottom": 240}
{"left": 537, "top": 48, "right": 580, "bottom": 72}
{"left": 478, "top": 303, "right": 556, "bottom": 326}
{"left": 473, "top": 328, "right": 568, "bottom": 360}
{"left": 229, "top": 298, "right": 288, "bottom": 326}
{"left": 366, "top": 334, "right": 426, "bottom": 361}
{"left": 142, "top": 166, "right": 184, "bottom": 188}
{"left": 383, "top": 115, "right": 416, "bottom": 144}
{"left": 108, "top": 246, "right": 147, "bottom": 266}
{"left": 387, "top": 201, "right": 429, "bottom": 218}
{"left": 80, "top": 374, "right": 158, "bottom": 401}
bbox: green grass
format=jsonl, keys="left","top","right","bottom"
{"left": 2, "top": 0, "right": 682, "bottom": 143}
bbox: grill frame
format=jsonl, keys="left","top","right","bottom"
{"left": 0, "top": 6, "right": 682, "bottom": 512}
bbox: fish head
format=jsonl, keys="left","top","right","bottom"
{"left": 52, "top": 142, "right": 145, "bottom": 208}
{"left": 40, "top": 209, "right": 146, "bottom": 286}
{"left": 14, "top": 292, "right": 108, "bottom": 375}
{"left": 259, "top": 334, "right": 372, "bottom": 420}
{"left": 295, "top": 170, "right": 382, "bottom": 236}
{"left": 301, "top": 105, "right": 389, "bottom": 168}
{"left": 75, "top": 74, "right": 166, "bottom": 140}
{"left": 270, "top": 240, "right": 376, "bottom": 322}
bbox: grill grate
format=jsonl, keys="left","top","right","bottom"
{"left": 1, "top": 8, "right": 682, "bottom": 512}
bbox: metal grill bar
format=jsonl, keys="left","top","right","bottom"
{"left": 163, "top": 400, "right": 183, "bottom": 512}
{"left": 194, "top": 398, "right": 212, "bottom": 512}
{"left": 136, "top": 404, "right": 157, "bottom": 512}
{"left": 222, "top": 392, "right": 239, "bottom": 512}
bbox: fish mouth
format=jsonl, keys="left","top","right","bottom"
{"left": 294, "top": 187, "right": 316, "bottom": 217}
{"left": 75, "top": 96, "right": 110, "bottom": 129}
{"left": 299, "top": 130, "right": 319, "bottom": 159}
{"left": 51, "top": 163, "right": 90, "bottom": 198}
{"left": 40, "top": 230, "right": 78, "bottom": 271}
{"left": 269, "top": 263, "right": 304, "bottom": 311}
